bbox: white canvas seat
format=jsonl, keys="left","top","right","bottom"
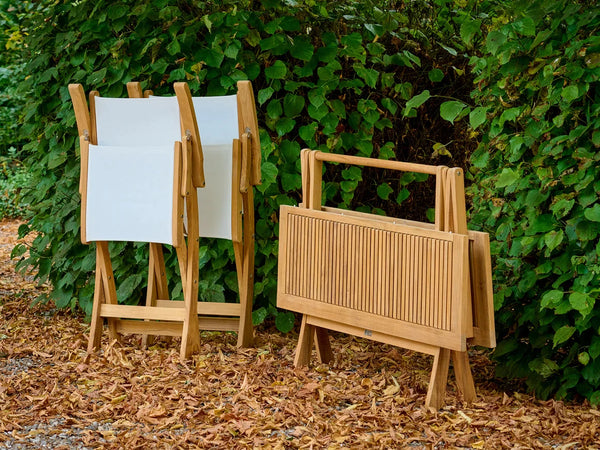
{"left": 69, "top": 83, "right": 204, "bottom": 359}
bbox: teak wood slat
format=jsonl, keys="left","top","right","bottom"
{"left": 277, "top": 150, "right": 495, "bottom": 408}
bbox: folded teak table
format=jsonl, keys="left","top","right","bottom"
{"left": 277, "top": 150, "right": 495, "bottom": 408}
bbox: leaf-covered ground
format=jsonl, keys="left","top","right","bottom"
{"left": 1, "top": 219, "right": 599, "bottom": 449}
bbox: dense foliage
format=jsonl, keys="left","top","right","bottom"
{"left": 13, "top": 0, "right": 473, "bottom": 330}
{"left": 467, "top": 1, "right": 600, "bottom": 402}
{"left": 9, "top": 0, "right": 600, "bottom": 403}
{"left": 0, "top": 0, "right": 32, "bottom": 218}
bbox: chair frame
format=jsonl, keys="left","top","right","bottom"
{"left": 126, "top": 81, "right": 261, "bottom": 348}
{"left": 277, "top": 150, "right": 495, "bottom": 408}
{"left": 69, "top": 82, "right": 203, "bottom": 359}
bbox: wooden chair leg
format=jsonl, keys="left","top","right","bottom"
{"left": 179, "top": 286, "right": 200, "bottom": 359}
{"left": 143, "top": 243, "right": 169, "bottom": 347}
{"left": 184, "top": 185, "right": 202, "bottom": 359}
{"left": 179, "top": 238, "right": 200, "bottom": 359}
{"left": 97, "top": 242, "right": 119, "bottom": 343}
{"left": 180, "top": 306, "right": 200, "bottom": 359}
{"left": 294, "top": 315, "right": 315, "bottom": 367}
{"left": 88, "top": 242, "right": 120, "bottom": 353}
{"left": 425, "top": 347, "right": 451, "bottom": 409}
{"left": 87, "top": 259, "right": 105, "bottom": 353}
{"left": 236, "top": 190, "right": 255, "bottom": 348}
{"left": 236, "top": 262, "right": 254, "bottom": 348}
{"left": 314, "top": 327, "right": 333, "bottom": 364}
{"left": 451, "top": 350, "right": 476, "bottom": 403}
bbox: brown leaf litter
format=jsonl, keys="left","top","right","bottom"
{"left": 0, "top": 218, "right": 599, "bottom": 448}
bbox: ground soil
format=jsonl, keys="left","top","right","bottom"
{"left": 0, "top": 219, "right": 599, "bottom": 449}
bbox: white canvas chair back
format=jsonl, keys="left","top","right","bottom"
{"left": 86, "top": 97, "right": 182, "bottom": 245}
{"left": 147, "top": 94, "right": 238, "bottom": 240}
{"left": 95, "top": 96, "right": 181, "bottom": 146}
{"left": 191, "top": 94, "right": 239, "bottom": 240}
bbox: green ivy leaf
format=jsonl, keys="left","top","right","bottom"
{"left": 592, "top": 130, "right": 600, "bottom": 147}
{"left": 569, "top": 292, "right": 594, "bottom": 317}
{"left": 460, "top": 19, "right": 482, "bottom": 46}
{"left": 51, "top": 288, "right": 73, "bottom": 309}
{"left": 225, "top": 41, "right": 241, "bottom": 59}
{"left": 590, "top": 391, "right": 600, "bottom": 406}
{"left": 561, "top": 85, "right": 580, "bottom": 102}
{"left": 428, "top": 68, "right": 444, "bottom": 82}
{"left": 584, "top": 204, "right": 600, "bottom": 222}
{"left": 281, "top": 172, "right": 301, "bottom": 192}
{"left": 166, "top": 37, "right": 181, "bottom": 56}
{"left": 151, "top": 59, "right": 168, "bottom": 75}
{"left": 576, "top": 221, "right": 599, "bottom": 241}
{"left": 544, "top": 230, "right": 564, "bottom": 251}
{"left": 252, "top": 307, "right": 268, "bottom": 326}
{"left": 266, "top": 99, "right": 282, "bottom": 119}
{"left": 107, "top": 4, "right": 128, "bottom": 19}
{"left": 529, "top": 214, "right": 555, "bottom": 234}
{"left": 529, "top": 357, "right": 559, "bottom": 377}
{"left": 578, "top": 352, "right": 590, "bottom": 366}
{"left": 469, "top": 106, "right": 488, "bottom": 130}
{"left": 440, "top": 101, "right": 467, "bottom": 124}
{"left": 275, "top": 311, "right": 295, "bottom": 333}
{"left": 486, "top": 30, "right": 507, "bottom": 55}
{"left": 496, "top": 168, "right": 520, "bottom": 188}
{"left": 290, "top": 36, "right": 314, "bottom": 61}
{"left": 47, "top": 151, "right": 67, "bottom": 169}
{"left": 396, "top": 188, "right": 410, "bottom": 205}
{"left": 513, "top": 17, "right": 536, "bottom": 36}
{"left": 116, "top": 274, "right": 143, "bottom": 303}
{"left": 342, "top": 166, "right": 362, "bottom": 181}
{"left": 299, "top": 122, "right": 318, "bottom": 143}
{"left": 541, "top": 290, "right": 563, "bottom": 309}
{"left": 381, "top": 98, "right": 397, "bottom": 115}
{"left": 261, "top": 162, "right": 278, "bottom": 187}
{"left": 308, "top": 103, "right": 328, "bottom": 121}
{"left": 551, "top": 198, "right": 575, "bottom": 218}
{"left": 265, "top": 60, "right": 287, "bottom": 80}
{"left": 377, "top": 183, "right": 393, "bottom": 200}
{"left": 354, "top": 64, "right": 379, "bottom": 88}
{"left": 258, "top": 87, "right": 274, "bottom": 105}
{"left": 275, "top": 117, "right": 295, "bottom": 136}
{"left": 86, "top": 68, "right": 107, "bottom": 85}
{"left": 553, "top": 326, "right": 576, "bottom": 348}
{"left": 590, "top": 336, "right": 600, "bottom": 359}
{"left": 283, "top": 94, "right": 305, "bottom": 117}
{"left": 404, "top": 90, "right": 430, "bottom": 112}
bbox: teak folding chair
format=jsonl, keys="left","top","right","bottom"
{"left": 126, "top": 80, "right": 261, "bottom": 347}
{"left": 277, "top": 150, "right": 495, "bottom": 408}
{"left": 69, "top": 82, "right": 204, "bottom": 359}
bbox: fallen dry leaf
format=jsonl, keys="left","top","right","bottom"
{"left": 1, "top": 218, "right": 600, "bottom": 448}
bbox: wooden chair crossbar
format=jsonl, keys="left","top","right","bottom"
{"left": 278, "top": 149, "right": 495, "bottom": 408}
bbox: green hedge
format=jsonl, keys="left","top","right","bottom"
{"left": 468, "top": 1, "right": 600, "bottom": 402}
{"left": 14, "top": 0, "right": 474, "bottom": 331}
